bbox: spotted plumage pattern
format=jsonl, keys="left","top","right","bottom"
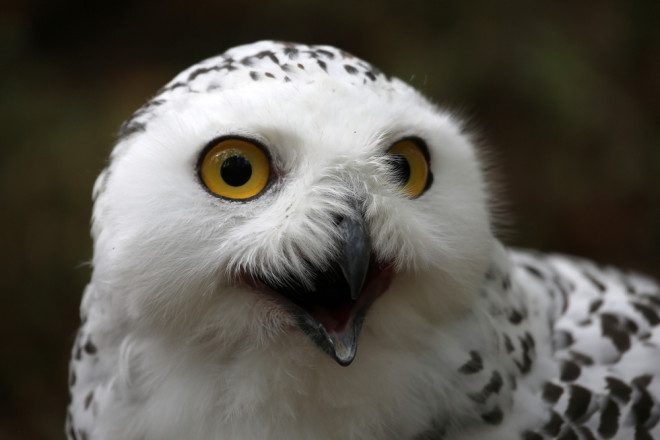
{"left": 510, "top": 252, "right": 660, "bottom": 440}
{"left": 116, "top": 41, "right": 388, "bottom": 143}
{"left": 67, "top": 41, "right": 660, "bottom": 440}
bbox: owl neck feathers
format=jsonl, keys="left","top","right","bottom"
{"left": 86, "top": 242, "right": 541, "bottom": 439}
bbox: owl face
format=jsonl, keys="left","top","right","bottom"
{"left": 91, "top": 42, "right": 493, "bottom": 365}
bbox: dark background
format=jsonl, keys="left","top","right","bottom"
{"left": 2, "top": 1, "right": 659, "bottom": 438}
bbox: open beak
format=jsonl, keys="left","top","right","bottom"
{"left": 256, "top": 210, "right": 394, "bottom": 366}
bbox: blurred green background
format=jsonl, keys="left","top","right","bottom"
{"left": 2, "top": 1, "right": 659, "bottom": 438}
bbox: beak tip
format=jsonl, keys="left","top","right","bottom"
{"left": 334, "top": 354, "right": 356, "bottom": 367}
{"left": 329, "top": 335, "right": 358, "bottom": 366}
{"left": 326, "top": 313, "right": 365, "bottom": 367}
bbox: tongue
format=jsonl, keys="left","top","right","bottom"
{"left": 310, "top": 301, "right": 355, "bottom": 333}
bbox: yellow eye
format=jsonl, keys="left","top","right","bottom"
{"left": 386, "top": 139, "right": 431, "bottom": 198}
{"left": 199, "top": 138, "right": 271, "bottom": 200}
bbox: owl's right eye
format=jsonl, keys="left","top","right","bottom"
{"left": 199, "top": 137, "right": 271, "bottom": 200}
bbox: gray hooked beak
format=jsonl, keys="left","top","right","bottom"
{"left": 256, "top": 201, "right": 394, "bottom": 366}
{"left": 289, "top": 209, "right": 373, "bottom": 366}
{"left": 336, "top": 212, "right": 372, "bottom": 301}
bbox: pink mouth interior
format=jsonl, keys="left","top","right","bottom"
{"left": 243, "top": 258, "right": 395, "bottom": 334}
{"left": 307, "top": 261, "right": 394, "bottom": 333}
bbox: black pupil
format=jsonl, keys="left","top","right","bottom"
{"left": 220, "top": 155, "right": 252, "bottom": 187}
{"left": 389, "top": 154, "right": 410, "bottom": 186}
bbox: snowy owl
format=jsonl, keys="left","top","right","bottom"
{"left": 67, "top": 41, "right": 660, "bottom": 440}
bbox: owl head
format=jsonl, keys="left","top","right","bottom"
{"left": 90, "top": 41, "right": 494, "bottom": 366}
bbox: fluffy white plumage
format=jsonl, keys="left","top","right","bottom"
{"left": 67, "top": 41, "right": 660, "bottom": 440}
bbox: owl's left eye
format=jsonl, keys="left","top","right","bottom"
{"left": 199, "top": 137, "right": 271, "bottom": 200}
{"left": 386, "top": 138, "right": 432, "bottom": 198}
